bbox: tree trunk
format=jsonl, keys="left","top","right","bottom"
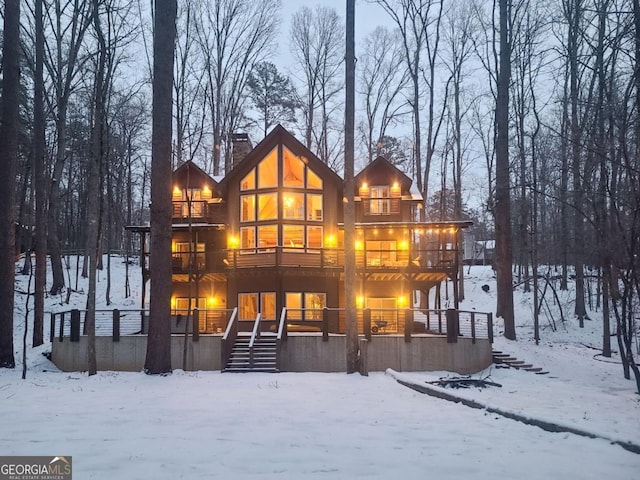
{"left": 495, "top": 0, "right": 516, "bottom": 340}
{"left": 145, "top": 0, "right": 177, "bottom": 375}
{"left": 344, "top": 0, "right": 359, "bottom": 374}
{"left": 0, "top": 0, "right": 20, "bottom": 368}
{"left": 85, "top": 0, "right": 108, "bottom": 376}
{"left": 33, "top": 0, "right": 46, "bottom": 348}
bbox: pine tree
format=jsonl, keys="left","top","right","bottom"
{"left": 247, "top": 62, "right": 298, "bottom": 137}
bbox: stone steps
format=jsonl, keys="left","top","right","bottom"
{"left": 492, "top": 350, "right": 549, "bottom": 375}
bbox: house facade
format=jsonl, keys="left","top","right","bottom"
{"left": 166, "top": 125, "right": 471, "bottom": 335}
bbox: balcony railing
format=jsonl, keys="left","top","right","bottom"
{"left": 222, "top": 245, "right": 458, "bottom": 271}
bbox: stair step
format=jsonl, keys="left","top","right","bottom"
{"left": 225, "top": 334, "right": 280, "bottom": 373}
{"left": 224, "top": 369, "right": 279, "bottom": 373}
{"left": 512, "top": 364, "right": 533, "bottom": 369}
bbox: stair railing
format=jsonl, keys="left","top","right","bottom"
{"left": 221, "top": 307, "right": 238, "bottom": 371}
{"left": 248, "top": 313, "right": 262, "bottom": 368}
{"left": 276, "top": 308, "right": 287, "bottom": 371}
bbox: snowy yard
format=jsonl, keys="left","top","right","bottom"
{"left": 2, "top": 257, "right": 639, "bottom": 479}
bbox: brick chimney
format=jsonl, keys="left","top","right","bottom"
{"left": 231, "top": 133, "right": 252, "bottom": 168}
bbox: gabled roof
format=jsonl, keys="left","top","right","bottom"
{"left": 219, "top": 124, "right": 343, "bottom": 189}
{"left": 173, "top": 161, "right": 220, "bottom": 195}
{"left": 354, "top": 156, "right": 413, "bottom": 192}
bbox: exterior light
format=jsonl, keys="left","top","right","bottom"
{"left": 355, "top": 240, "right": 363, "bottom": 250}
{"left": 392, "top": 181, "right": 399, "bottom": 189}
{"left": 208, "top": 297, "right": 216, "bottom": 306}
{"left": 357, "top": 296, "right": 364, "bottom": 308}
{"left": 326, "top": 234, "right": 336, "bottom": 247}
{"left": 171, "top": 297, "right": 176, "bottom": 309}
{"left": 228, "top": 235, "right": 239, "bottom": 249}
{"left": 173, "top": 186, "right": 181, "bottom": 195}
{"left": 398, "top": 296, "right": 408, "bottom": 307}
{"left": 400, "top": 240, "right": 409, "bottom": 250}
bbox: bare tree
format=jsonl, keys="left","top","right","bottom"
{"left": 195, "top": 0, "right": 279, "bottom": 175}
{"left": 357, "top": 26, "right": 410, "bottom": 163}
{"left": 564, "top": 0, "right": 588, "bottom": 324}
{"left": 145, "top": 0, "right": 177, "bottom": 375}
{"left": 84, "top": 0, "right": 109, "bottom": 376}
{"left": 441, "top": 0, "right": 478, "bottom": 301}
{"left": 43, "top": 0, "right": 93, "bottom": 295}
{"left": 375, "top": 0, "right": 444, "bottom": 200}
{"left": 0, "top": 0, "right": 20, "bottom": 369}
{"left": 290, "top": 4, "right": 344, "bottom": 166}
{"left": 174, "top": 0, "right": 206, "bottom": 169}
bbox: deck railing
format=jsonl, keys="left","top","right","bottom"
{"left": 50, "top": 307, "right": 238, "bottom": 342}
{"left": 50, "top": 307, "right": 492, "bottom": 344}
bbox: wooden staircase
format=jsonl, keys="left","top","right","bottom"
{"left": 492, "top": 350, "right": 549, "bottom": 375}
{"left": 223, "top": 334, "right": 279, "bottom": 373}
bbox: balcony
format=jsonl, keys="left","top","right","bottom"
{"left": 222, "top": 245, "right": 457, "bottom": 271}
{"left": 172, "top": 200, "right": 225, "bottom": 224}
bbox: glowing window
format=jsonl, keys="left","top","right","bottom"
{"left": 285, "top": 293, "right": 303, "bottom": 320}
{"left": 258, "top": 225, "right": 277, "bottom": 250}
{"left": 307, "top": 194, "right": 323, "bottom": 221}
{"left": 174, "top": 297, "right": 206, "bottom": 313}
{"left": 258, "top": 193, "right": 278, "bottom": 220}
{"left": 283, "top": 147, "right": 305, "bottom": 187}
{"left": 257, "top": 148, "right": 278, "bottom": 188}
{"left": 283, "top": 192, "right": 304, "bottom": 219}
{"left": 307, "top": 168, "right": 322, "bottom": 189}
{"left": 240, "top": 168, "right": 255, "bottom": 190}
{"left": 261, "top": 292, "right": 276, "bottom": 320}
{"left": 238, "top": 293, "right": 258, "bottom": 320}
{"left": 175, "top": 188, "right": 204, "bottom": 217}
{"left": 284, "top": 225, "right": 304, "bottom": 248}
{"left": 240, "top": 195, "right": 255, "bottom": 222}
{"left": 305, "top": 293, "right": 326, "bottom": 319}
{"left": 307, "top": 226, "right": 323, "bottom": 249}
{"left": 366, "top": 240, "right": 397, "bottom": 266}
{"left": 370, "top": 186, "right": 391, "bottom": 215}
{"left": 285, "top": 292, "right": 326, "bottom": 320}
{"left": 240, "top": 227, "right": 256, "bottom": 250}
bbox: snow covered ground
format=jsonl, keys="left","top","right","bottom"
{"left": 2, "top": 256, "right": 639, "bottom": 479}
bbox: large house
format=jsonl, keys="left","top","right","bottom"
{"left": 51, "top": 125, "right": 492, "bottom": 374}
{"left": 166, "top": 125, "right": 469, "bottom": 335}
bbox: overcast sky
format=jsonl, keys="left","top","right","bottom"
{"left": 277, "top": 0, "right": 392, "bottom": 71}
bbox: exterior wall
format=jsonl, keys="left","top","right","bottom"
{"left": 51, "top": 336, "right": 222, "bottom": 372}
{"left": 51, "top": 335, "right": 491, "bottom": 374}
